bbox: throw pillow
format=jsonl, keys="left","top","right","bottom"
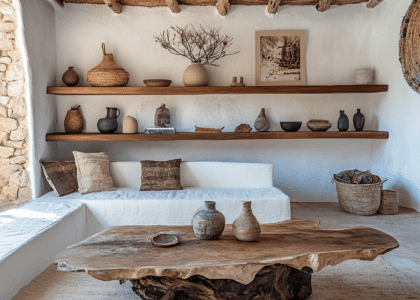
{"left": 73, "top": 151, "right": 116, "bottom": 194}
{"left": 140, "top": 159, "right": 183, "bottom": 191}
{"left": 41, "top": 161, "right": 78, "bottom": 197}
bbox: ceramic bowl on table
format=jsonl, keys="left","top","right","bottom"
{"left": 149, "top": 233, "right": 178, "bottom": 247}
{"left": 143, "top": 79, "right": 172, "bottom": 87}
{"left": 307, "top": 120, "right": 332, "bottom": 132}
{"left": 280, "top": 122, "right": 302, "bottom": 132}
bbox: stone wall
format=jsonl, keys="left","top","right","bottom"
{"left": 0, "top": 0, "right": 31, "bottom": 203}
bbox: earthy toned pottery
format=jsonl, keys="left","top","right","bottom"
{"left": 97, "top": 107, "right": 120, "bottom": 134}
{"left": 143, "top": 79, "right": 172, "bottom": 87}
{"left": 87, "top": 43, "right": 130, "bottom": 87}
{"left": 64, "top": 105, "right": 84, "bottom": 133}
{"left": 280, "top": 122, "right": 302, "bottom": 132}
{"left": 154, "top": 104, "right": 170, "bottom": 128}
{"left": 183, "top": 62, "right": 209, "bottom": 87}
{"left": 232, "top": 201, "right": 261, "bottom": 242}
{"left": 338, "top": 110, "right": 349, "bottom": 132}
{"left": 307, "top": 120, "right": 332, "bottom": 132}
{"left": 123, "top": 115, "right": 138, "bottom": 133}
{"left": 234, "top": 124, "right": 252, "bottom": 133}
{"left": 192, "top": 201, "right": 225, "bottom": 240}
{"left": 149, "top": 233, "right": 178, "bottom": 247}
{"left": 62, "top": 67, "right": 79, "bottom": 87}
{"left": 254, "top": 108, "right": 270, "bottom": 132}
{"left": 238, "top": 77, "right": 246, "bottom": 87}
{"left": 353, "top": 109, "right": 365, "bottom": 131}
{"left": 230, "top": 77, "right": 238, "bottom": 87}
{"left": 354, "top": 69, "right": 372, "bottom": 85}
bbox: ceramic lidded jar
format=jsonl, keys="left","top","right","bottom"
{"left": 97, "top": 107, "right": 120, "bottom": 134}
{"left": 254, "top": 108, "right": 270, "bottom": 132}
{"left": 192, "top": 201, "right": 225, "bottom": 240}
{"left": 232, "top": 201, "right": 261, "bottom": 242}
{"left": 353, "top": 109, "right": 365, "bottom": 131}
{"left": 64, "top": 105, "right": 84, "bottom": 133}
{"left": 62, "top": 67, "right": 80, "bottom": 87}
{"left": 338, "top": 110, "right": 349, "bottom": 132}
{"left": 183, "top": 62, "right": 210, "bottom": 87}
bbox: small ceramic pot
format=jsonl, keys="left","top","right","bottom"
{"left": 192, "top": 201, "right": 225, "bottom": 240}
{"left": 307, "top": 120, "right": 332, "bottom": 132}
{"left": 183, "top": 62, "right": 209, "bottom": 87}
{"left": 62, "top": 67, "right": 79, "bottom": 87}
{"left": 338, "top": 111, "right": 349, "bottom": 132}
{"left": 232, "top": 201, "right": 261, "bottom": 242}
{"left": 123, "top": 115, "right": 138, "bottom": 133}
{"left": 97, "top": 107, "right": 120, "bottom": 134}
{"left": 354, "top": 69, "right": 372, "bottom": 85}
{"left": 353, "top": 109, "right": 365, "bottom": 131}
{"left": 64, "top": 105, "right": 84, "bottom": 133}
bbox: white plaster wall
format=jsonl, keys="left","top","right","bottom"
{"left": 19, "top": 0, "right": 57, "bottom": 198}
{"left": 53, "top": 4, "right": 382, "bottom": 202}
{"left": 371, "top": 0, "right": 420, "bottom": 211}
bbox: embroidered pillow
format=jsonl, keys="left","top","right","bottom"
{"left": 140, "top": 159, "right": 183, "bottom": 191}
{"left": 73, "top": 151, "right": 116, "bottom": 194}
{"left": 41, "top": 161, "right": 78, "bottom": 197}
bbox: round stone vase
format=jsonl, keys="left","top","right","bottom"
{"left": 192, "top": 201, "right": 225, "bottom": 240}
{"left": 337, "top": 110, "right": 349, "bottom": 132}
{"left": 353, "top": 109, "right": 365, "bottom": 131}
{"left": 62, "top": 67, "right": 80, "bottom": 87}
{"left": 64, "top": 105, "right": 84, "bottom": 133}
{"left": 97, "top": 107, "right": 120, "bottom": 134}
{"left": 232, "top": 201, "right": 261, "bottom": 242}
{"left": 183, "top": 62, "right": 209, "bottom": 87}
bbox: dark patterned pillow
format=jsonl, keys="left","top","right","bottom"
{"left": 140, "top": 159, "right": 183, "bottom": 191}
{"left": 41, "top": 162, "right": 78, "bottom": 197}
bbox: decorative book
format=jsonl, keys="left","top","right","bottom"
{"left": 145, "top": 127, "right": 176, "bottom": 135}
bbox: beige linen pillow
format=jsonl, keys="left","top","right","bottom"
{"left": 140, "top": 159, "right": 183, "bottom": 191}
{"left": 73, "top": 151, "right": 116, "bottom": 194}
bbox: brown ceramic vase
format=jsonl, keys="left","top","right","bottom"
{"left": 232, "top": 201, "right": 261, "bottom": 242}
{"left": 64, "top": 106, "right": 84, "bottom": 133}
{"left": 62, "top": 67, "right": 80, "bottom": 87}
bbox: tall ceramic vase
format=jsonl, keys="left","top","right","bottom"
{"left": 183, "top": 62, "right": 209, "bottom": 87}
{"left": 192, "top": 201, "right": 225, "bottom": 240}
{"left": 353, "top": 109, "right": 365, "bottom": 131}
{"left": 232, "top": 201, "right": 261, "bottom": 242}
{"left": 254, "top": 108, "right": 270, "bottom": 132}
{"left": 97, "top": 107, "right": 120, "bottom": 134}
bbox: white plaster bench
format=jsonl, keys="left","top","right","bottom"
{"left": 0, "top": 161, "right": 290, "bottom": 300}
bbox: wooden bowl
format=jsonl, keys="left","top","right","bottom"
{"left": 307, "top": 120, "right": 332, "bottom": 132}
{"left": 150, "top": 233, "right": 178, "bottom": 247}
{"left": 280, "top": 122, "right": 302, "bottom": 132}
{"left": 143, "top": 79, "right": 172, "bottom": 87}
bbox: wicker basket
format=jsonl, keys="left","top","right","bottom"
{"left": 378, "top": 190, "right": 399, "bottom": 215}
{"left": 334, "top": 179, "right": 386, "bottom": 216}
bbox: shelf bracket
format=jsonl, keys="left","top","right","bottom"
{"left": 54, "top": 0, "right": 64, "bottom": 7}
{"left": 366, "top": 0, "right": 383, "bottom": 8}
{"left": 165, "top": 0, "right": 181, "bottom": 13}
{"left": 316, "top": 0, "right": 333, "bottom": 12}
{"left": 216, "top": 0, "right": 231, "bottom": 16}
{"left": 103, "top": 0, "right": 122, "bottom": 14}
{"left": 267, "top": 0, "right": 281, "bottom": 14}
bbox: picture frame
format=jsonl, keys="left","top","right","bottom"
{"left": 255, "top": 30, "right": 306, "bottom": 86}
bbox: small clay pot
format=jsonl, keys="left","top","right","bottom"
{"left": 62, "top": 67, "right": 80, "bottom": 87}
{"left": 192, "top": 201, "right": 225, "bottom": 240}
{"left": 123, "top": 115, "right": 138, "bottom": 133}
{"left": 254, "top": 108, "right": 270, "bottom": 132}
{"left": 232, "top": 201, "right": 261, "bottom": 242}
{"left": 64, "top": 106, "right": 84, "bottom": 133}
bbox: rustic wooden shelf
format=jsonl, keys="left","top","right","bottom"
{"left": 46, "top": 131, "right": 389, "bottom": 142}
{"left": 47, "top": 85, "right": 389, "bottom": 95}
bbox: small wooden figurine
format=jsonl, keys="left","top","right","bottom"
{"left": 154, "top": 104, "right": 170, "bottom": 128}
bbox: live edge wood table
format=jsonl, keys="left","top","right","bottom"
{"left": 55, "top": 221, "right": 399, "bottom": 300}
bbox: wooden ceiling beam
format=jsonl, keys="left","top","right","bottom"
{"left": 104, "top": 0, "right": 123, "bottom": 13}
{"left": 267, "top": 0, "right": 281, "bottom": 14}
{"left": 166, "top": 0, "right": 180, "bottom": 12}
{"left": 316, "top": 0, "right": 333, "bottom": 12}
{"left": 216, "top": 0, "right": 231, "bottom": 15}
{"left": 366, "top": 0, "right": 382, "bottom": 8}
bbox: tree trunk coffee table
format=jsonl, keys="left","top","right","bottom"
{"left": 55, "top": 220, "right": 398, "bottom": 300}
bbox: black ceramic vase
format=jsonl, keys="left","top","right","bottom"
{"left": 192, "top": 201, "right": 225, "bottom": 240}
{"left": 353, "top": 109, "right": 365, "bottom": 131}
{"left": 338, "top": 110, "right": 349, "bottom": 132}
{"left": 97, "top": 107, "right": 120, "bottom": 134}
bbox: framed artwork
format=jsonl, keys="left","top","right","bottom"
{"left": 255, "top": 30, "right": 306, "bottom": 86}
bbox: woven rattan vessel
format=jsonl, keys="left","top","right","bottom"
{"left": 379, "top": 190, "right": 399, "bottom": 215}
{"left": 400, "top": 1, "right": 420, "bottom": 93}
{"left": 334, "top": 179, "right": 386, "bottom": 216}
{"left": 87, "top": 43, "right": 129, "bottom": 87}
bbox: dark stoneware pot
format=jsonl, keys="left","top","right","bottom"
{"left": 192, "top": 201, "right": 225, "bottom": 240}
{"left": 97, "top": 107, "right": 120, "bottom": 134}
{"left": 338, "top": 110, "right": 349, "bottom": 132}
{"left": 353, "top": 109, "right": 365, "bottom": 131}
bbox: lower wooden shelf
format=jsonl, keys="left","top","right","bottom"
{"left": 46, "top": 131, "right": 389, "bottom": 142}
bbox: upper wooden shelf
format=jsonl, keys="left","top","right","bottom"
{"left": 47, "top": 85, "right": 388, "bottom": 96}
{"left": 46, "top": 131, "right": 389, "bottom": 142}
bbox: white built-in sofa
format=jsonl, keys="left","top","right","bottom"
{"left": 0, "top": 162, "right": 290, "bottom": 300}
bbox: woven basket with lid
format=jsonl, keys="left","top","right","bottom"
{"left": 87, "top": 43, "right": 130, "bottom": 87}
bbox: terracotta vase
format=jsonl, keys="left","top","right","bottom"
{"left": 62, "top": 67, "right": 79, "bottom": 87}
{"left": 123, "top": 115, "right": 138, "bottom": 134}
{"left": 338, "top": 110, "right": 349, "bottom": 132}
{"left": 192, "top": 201, "right": 225, "bottom": 240}
{"left": 353, "top": 109, "right": 365, "bottom": 131}
{"left": 232, "top": 201, "right": 261, "bottom": 242}
{"left": 97, "top": 107, "right": 120, "bottom": 134}
{"left": 254, "top": 108, "right": 270, "bottom": 132}
{"left": 183, "top": 62, "right": 209, "bottom": 87}
{"left": 87, "top": 43, "right": 130, "bottom": 87}
{"left": 64, "top": 106, "right": 84, "bottom": 133}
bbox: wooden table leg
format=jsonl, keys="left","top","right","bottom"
{"left": 130, "top": 264, "right": 312, "bottom": 300}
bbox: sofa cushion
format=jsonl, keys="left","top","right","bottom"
{"left": 41, "top": 161, "right": 78, "bottom": 197}
{"left": 140, "top": 159, "right": 183, "bottom": 191}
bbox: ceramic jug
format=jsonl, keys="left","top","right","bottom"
{"left": 192, "top": 201, "right": 225, "bottom": 240}
{"left": 97, "top": 107, "right": 120, "bottom": 134}
{"left": 338, "top": 110, "right": 349, "bottom": 132}
{"left": 232, "top": 201, "right": 261, "bottom": 242}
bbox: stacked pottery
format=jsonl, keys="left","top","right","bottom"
{"left": 192, "top": 201, "right": 225, "bottom": 240}
{"left": 232, "top": 201, "right": 261, "bottom": 242}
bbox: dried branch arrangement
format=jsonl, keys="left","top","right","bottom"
{"left": 154, "top": 25, "right": 239, "bottom": 67}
